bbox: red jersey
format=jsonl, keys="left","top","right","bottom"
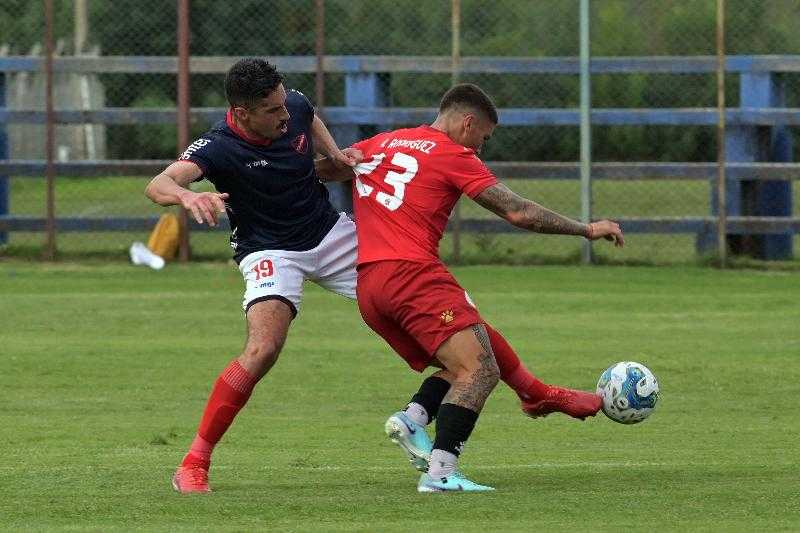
{"left": 351, "top": 125, "right": 497, "bottom": 265}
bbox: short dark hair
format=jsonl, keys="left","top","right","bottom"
{"left": 224, "top": 58, "right": 284, "bottom": 108}
{"left": 439, "top": 83, "right": 498, "bottom": 124}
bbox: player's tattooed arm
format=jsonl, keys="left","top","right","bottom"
{"left": 441, "top": 324, "right": 499, "bottom": 413}
{"left": 474, "top": 183, "right": 624, "bottom": 246}
{"left": 475, "top": 183, "right": 589, "bottom": 236}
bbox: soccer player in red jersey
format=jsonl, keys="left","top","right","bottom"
{"left": 318, "top": 83, "right": 623, "bottom": 492}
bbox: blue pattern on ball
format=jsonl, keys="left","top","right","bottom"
{"left": 622, "top": 366, "right": 658, "bottom": 409}
{"left": 597, "top": 366, "right": 614, "bottom": 389}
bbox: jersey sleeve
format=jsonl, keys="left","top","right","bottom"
{"left": 287, "top": 89, "right": 314, "bottom": 129}
{"left": 445, "top": 151, "right": 498, "bottom": 198}
{"left": 177, "top": 137, "right": 217, "bottom": 181}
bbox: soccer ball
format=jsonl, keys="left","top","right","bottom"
{"left": 596, "top": 361, "right": 659, "bottom": 424}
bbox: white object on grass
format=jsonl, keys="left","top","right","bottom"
{"left": 129, "top": 241, "right": 165, "bottom": 270}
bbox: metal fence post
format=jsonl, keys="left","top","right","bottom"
{"left": 43, "top": 0, "right": 56, "bottom": 260}
{"left": 314, "top": 0, "right": 350, "bottom": 215}
{"left": 315, "top": 0, "right": 325, "bottom": 113}
{"left": 451, "top": 0, "right": 462, "bottom": 263}
{"left": 704, "top": 1, "right": 792, "bottom": 262}
{"left": 579, "top": 0, "right": 592, "bottom": 264}
{"left": 177, "top": 0, "right": 191, "bottom": 261}
{"left": 0, "top": 67, "right": 7, "bottom": 246}
{"left": 716, "top": 0, "right": 727, "bottom": 267}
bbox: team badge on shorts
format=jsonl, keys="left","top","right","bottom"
{"left": 440, "top": 309, "right": 455, "bottom": 325}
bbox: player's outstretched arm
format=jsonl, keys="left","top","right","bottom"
{"left": 315, "top": 148, "right": 363, "bottom": 183}
{"left": 145, "top": 161, "right": 228, "bottom": 227}
{"left": 474, "top": 182, "right": 624, "bottom": 246}
{"left": 311, "top": 115, "right": 357, "bottom": 166}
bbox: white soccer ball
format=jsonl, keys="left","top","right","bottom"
{"left": 596, "top": 361, "right": 659, "bottom": 424}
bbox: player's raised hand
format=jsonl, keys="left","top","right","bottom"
{"left": 587, "top": 220, "right": 624, "bottom": 247}
{"left": 179, "top": 190, "right": 229, "bottom": 227}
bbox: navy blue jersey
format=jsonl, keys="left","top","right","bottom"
{"left": 179, "top": 90, "right": 339, "bottom": 262}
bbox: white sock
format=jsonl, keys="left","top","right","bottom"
{"left": 403, "top": 402, "right": 429, "bottom": 426}
{"left": 427, "top": 449, "right": 458, "bottom": 479}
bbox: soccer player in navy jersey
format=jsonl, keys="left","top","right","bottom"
{"left": 145, "top": 58, "right": 361, "bottom": 493}
{"left": 318, "top": 83, "right": 623, "bottom": 492}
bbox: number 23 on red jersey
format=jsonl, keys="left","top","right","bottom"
{"left": 353, "top": 152, "right": 419, "bottom": 211}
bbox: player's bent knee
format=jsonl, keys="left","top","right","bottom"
{"left": 444, "top": 358, "right": 477, "bottom": 381}
{"left": 451, "top": 354, "right": 500, "bottom": 385}
{"left": 242, "top": 340, "right": 283, "bottom": 368}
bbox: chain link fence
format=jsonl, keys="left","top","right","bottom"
{"left": 1, "top": 0, "right": 798, "bottom": 265}
{"left": 589, "top": 0, "right": 717, "bottom": 265}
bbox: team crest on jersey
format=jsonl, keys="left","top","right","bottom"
{"left": 440, "top": 309, "right": 455, "bottom": 325}
{"left": 291, "top": 134, "right": 308, "bottom": 154}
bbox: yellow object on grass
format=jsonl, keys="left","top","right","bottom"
{"left": 147, "top": 213, "right": 180, "bottom": 261}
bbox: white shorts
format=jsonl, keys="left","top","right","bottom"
{"left": 238, "top": 213, "right": 357, "bottom": 316}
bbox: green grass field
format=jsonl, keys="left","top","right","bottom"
{"left": 1, "top": 262, "right": 799, "bottom": 531}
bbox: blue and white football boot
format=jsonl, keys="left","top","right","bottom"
{"left": 417, "top": 471, "right": 495, "bottom": 493}
{"left": 384, "top": 411, "right": 432, "bottom": 472}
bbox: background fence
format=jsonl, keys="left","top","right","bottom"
{"left": 1, "top": 0, "right": 799, "bottom": 266}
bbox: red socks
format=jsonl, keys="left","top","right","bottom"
{"left": 179, "top": 328, "right": 542, "bottom": 470}
{"left": 484, "top": 323, "right": 549, "bottom": 402}
{"left": 182, "top": 360, "right": 258, "bottom": 469}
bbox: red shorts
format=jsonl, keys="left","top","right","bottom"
{"left": 356, "top": 260, "right": 484, "bottom": 372}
